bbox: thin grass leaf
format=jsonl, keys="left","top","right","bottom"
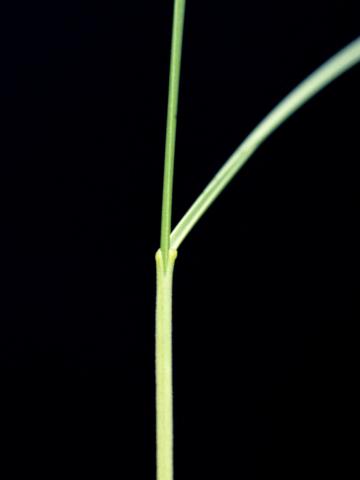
{"left": 170, "top": 36, "right": 360, "bottom": 251}
{"left": 160, "top": 0, "right": 186, "bottom": 266}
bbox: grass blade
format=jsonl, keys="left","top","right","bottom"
{"left": 160, "top": 0, "right": 186, "bottom": 266}
{"left": 170, "top": 36, "right": 360, "bottom": 250}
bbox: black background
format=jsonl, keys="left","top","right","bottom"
{"left": 0, "top": 0, "right": 358, "bottom": 478}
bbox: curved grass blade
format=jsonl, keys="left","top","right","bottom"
{"left": 170, "top": 36, "right": 360, "bottom": 250}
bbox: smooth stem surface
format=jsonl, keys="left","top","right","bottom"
{"left": 170, "top": 36, "right": 360, "bottom": 250}
{"left": 156, "top": 2, "right": 186, "bottom": 478}
{"left": 160, "top": 0, "right": 186, "bottom": 267}
{"left": 155, "top": 249, "right": 177, "bottom": 480}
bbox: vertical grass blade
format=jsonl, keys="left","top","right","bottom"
{"left": 160, "top": 0, "right": 186, "bottom": 267}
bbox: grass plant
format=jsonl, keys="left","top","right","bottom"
{"left": 156, "top": 2, "right": 360, "bottom": 479}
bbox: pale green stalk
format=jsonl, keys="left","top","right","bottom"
{"left": 170, "top": 36, "right": 360, "bottom": 250}
{"left": 155, "top": 249, "right": 177, "bottom": 480}
{"left": 156, "top": 2, "right": 186, "bottom": 480}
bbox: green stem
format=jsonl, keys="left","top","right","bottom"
{"left": 160, "top": 0, "right": 186, "bottom": 267}
{"left": 156, "top": 2, "right": 186, "bottom": 478}
{"left": 155, "top": 249, "right": 177, "bottom": 480}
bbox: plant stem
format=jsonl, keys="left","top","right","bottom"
{"left": 160, "top": 0, "right": 186, "bottom": 267}
{"left": 156, "top": 1, "right": 186, "bottom": 478}
{"left": 155, "top": 248, "right": 177, "bottom": 480}
{"left": 170, "top": 36, "right": 360, "bottom": 250}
